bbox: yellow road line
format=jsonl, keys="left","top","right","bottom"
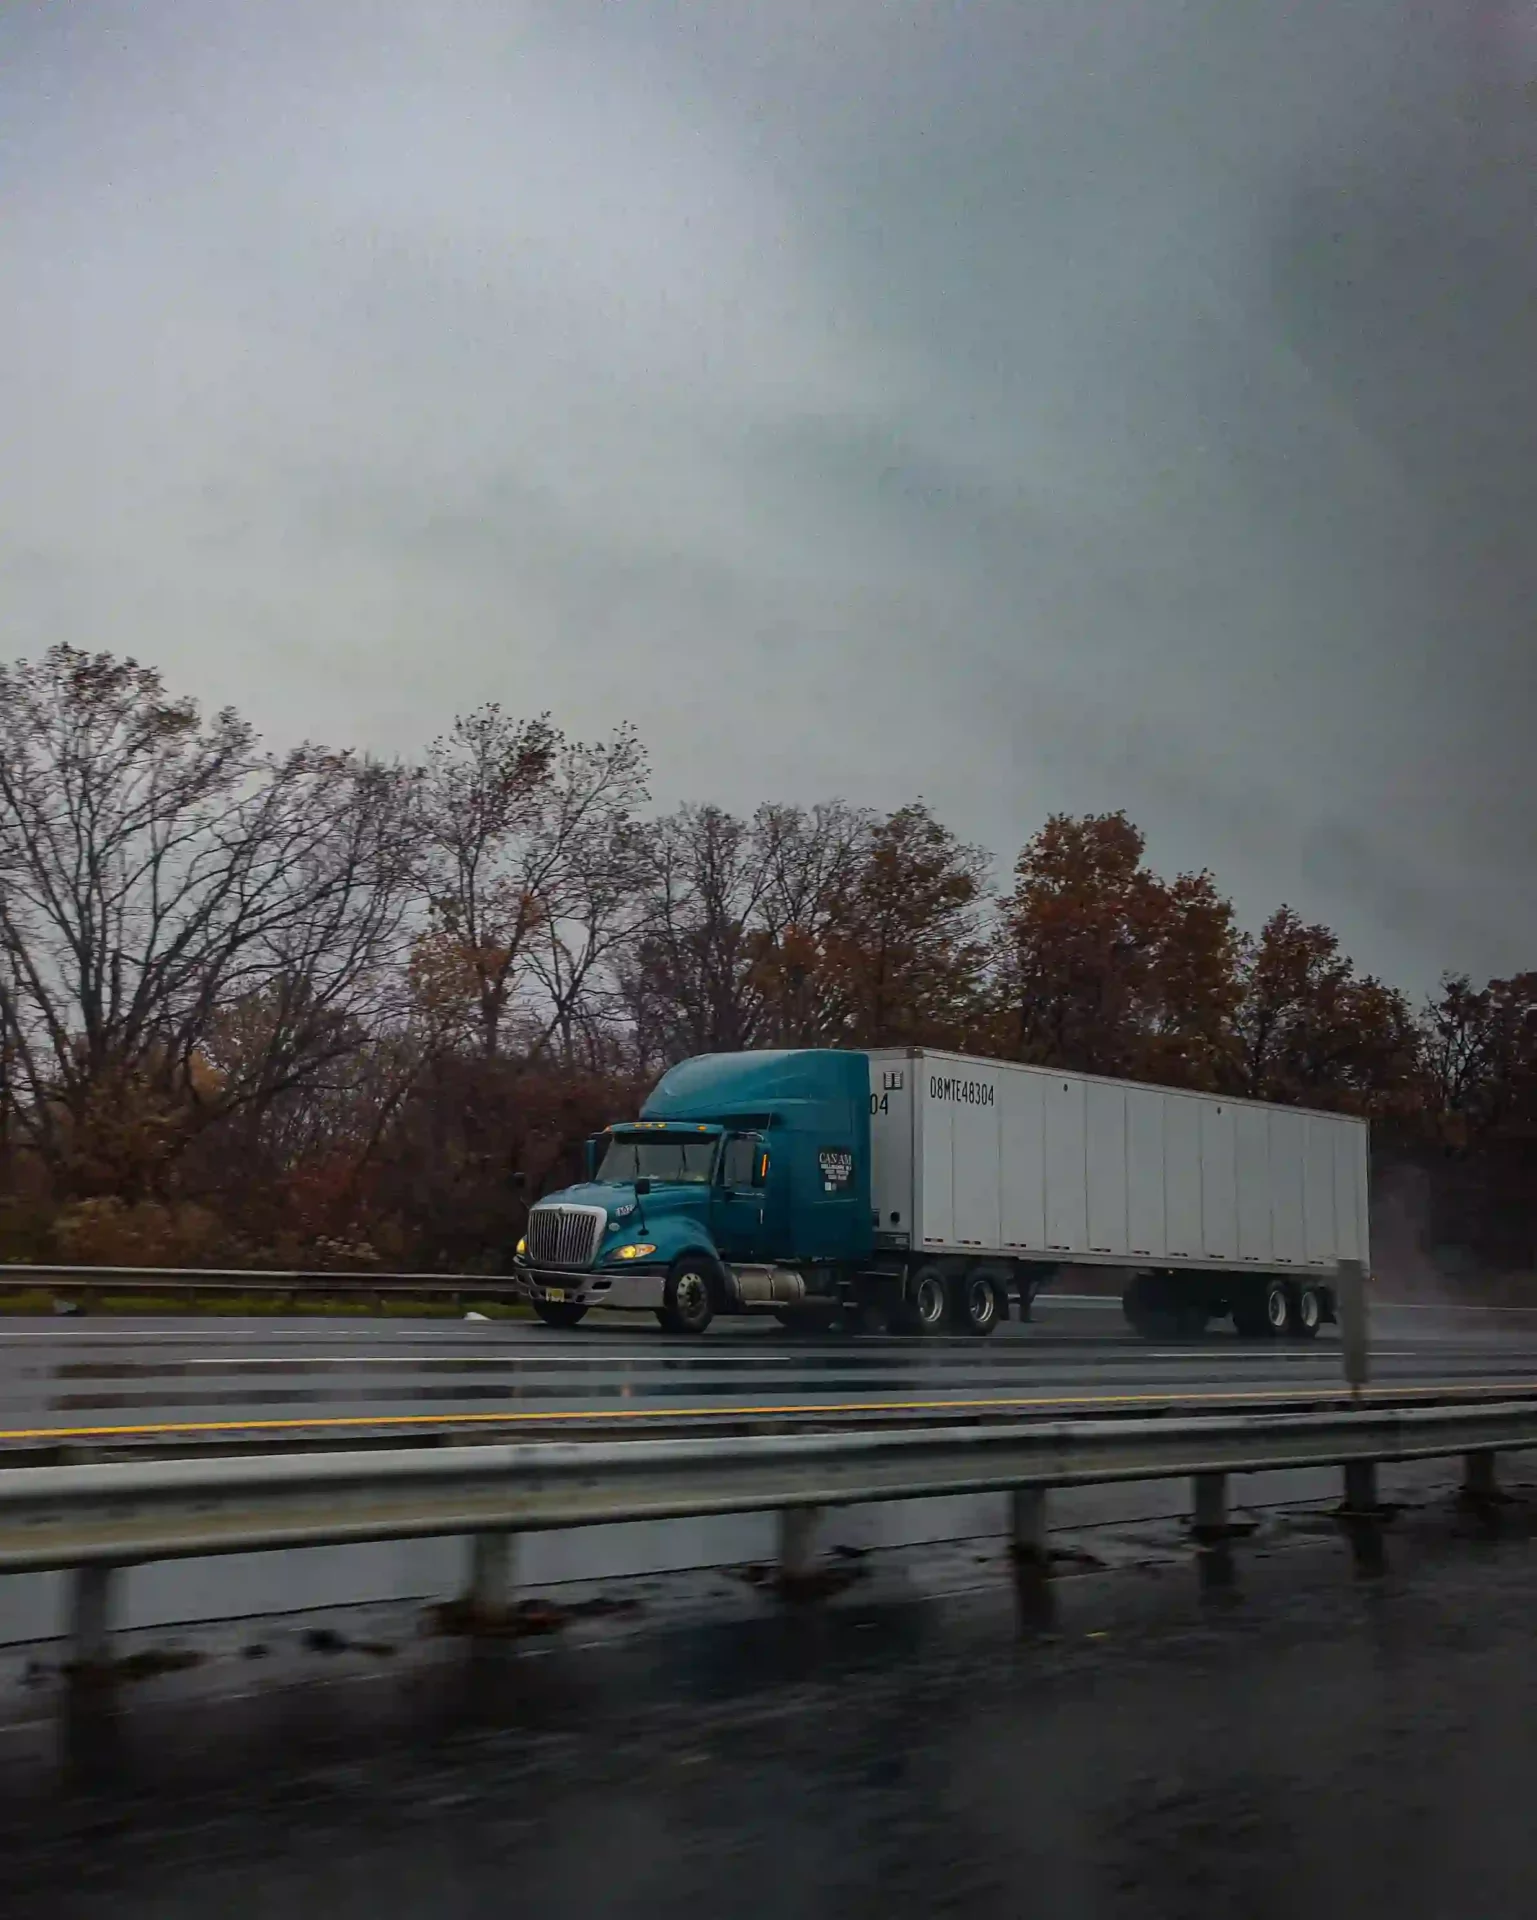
{"left": 3, "top": 1378, "right": 1534, "bottom": 1444}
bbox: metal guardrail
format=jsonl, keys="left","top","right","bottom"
{"left": 0, "top": 1262, "right": 523, "bottom": 1304}
{"left": 10, "top": 1398, "right": 1536, "bottom": 1672}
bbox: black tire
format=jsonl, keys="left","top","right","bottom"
{"left": 958, "top": 1271, "right": 1002, "bottom": 1337}
{"left": 658, "top": 1257, "right": 715, "bottom": 1335}
{"left": 1123, "top": 1272, "right": 1172, "bottom": 1340}
{"left": 1265, "top": 1279, "right": 1295, "bottom": 1338}
{"left": 1293, "top": 1285, "right": 1323, "bottom": 1340}
{"left": 1232, "top": 1299, "right": 1268, "bottom": 1339}
{"left": 894, "top": 1265, "right": 950, "bottom": 1336}
{"left": 532, "top": 1298, "right": 588, "bottom": 1329}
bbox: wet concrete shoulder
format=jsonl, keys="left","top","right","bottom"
{"left": 2, "top": 1490, "right": 1537, "bottom": 1915}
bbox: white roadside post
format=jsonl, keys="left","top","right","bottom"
{"left": 1337, "top": 1257, "right": 1369, "bottom": 1399}
{"left": 1335, "top": 1258, "right": 1382, "bottom": 1571}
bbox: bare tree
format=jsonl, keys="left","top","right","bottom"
{"left": 620, "top": 804, "right": 775, "bottom": 1066}
{"left": 617, "top": 800, "right": 882, "bottom": 1063}
{"left": 415, "top": 707, "right": 649, "bottom": 1062}
{"left": 744, "top": 801, "right": 872, "bottom": 1047}
{"left": 0, "top": 646, "right": 419, "bottom": 1195}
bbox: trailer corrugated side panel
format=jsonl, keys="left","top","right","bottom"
{"left": 869, "top": 1049, "right": 1369, "bottom": 1275}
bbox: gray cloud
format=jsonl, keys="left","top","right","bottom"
{"left": 2, "top": 1, "right": 1534, "bottom": 993}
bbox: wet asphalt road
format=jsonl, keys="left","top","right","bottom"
{"left": 3, "top": 1296, "right": 1537, "bottom": 1444}
{"left": 3, "top": 1481, "right": 1537, "bottom": 1917}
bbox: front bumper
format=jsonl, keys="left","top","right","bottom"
{"left": 515, "top": 1265, "right": 667, "bottom": 1312}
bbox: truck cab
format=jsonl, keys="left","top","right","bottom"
{"left": 512, "top": 1050, "right": 872, "bottom": 1333}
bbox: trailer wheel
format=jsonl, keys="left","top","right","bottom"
{"left": 658, "top": 1257, "right": 715, "bottom": 1335}
{"left": 1122, "top": 1272, "right": 1175, "bottom": 1340}
{"left": 1265, "top": 1280, "right": 1295, "bottom": 1337}
{"left": 894, "top": 1265, "right": 950, "bottom": 1336}
{"left": 958, "top": 1271, "right": 1002, "bottom": 1337}
{"left": 532, "top": 1299, "right": 588, "bottom": 1329}
{"left": 1293, "top": 1285, "right": 1323, "bottom": 1340}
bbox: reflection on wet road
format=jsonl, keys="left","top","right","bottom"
{"left": 4, "top": 1488, "right": 1537, "bottom": 1918}
{"left": 2, "top": 1297, "right": 1537, "bottom": 1443}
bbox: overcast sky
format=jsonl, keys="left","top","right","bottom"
{"left": 3, "top": 2, "right": 1535, "bottom": 992}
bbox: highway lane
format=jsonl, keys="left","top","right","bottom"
{"left": 3, "top": 1295, "right": 1537, "bottom": 1445}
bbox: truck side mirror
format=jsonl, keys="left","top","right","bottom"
{"left": 583, "top": 1135, "right": 601, "bottom": 1180}
{"left": 635, "top": 1177, "right": 652, "bottom": 1197}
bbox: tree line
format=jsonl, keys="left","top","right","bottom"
{"left": 0, "top": 645, "right": 1530, "bottom": 1275}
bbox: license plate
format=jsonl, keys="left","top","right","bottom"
{"left": 543, "top": 1286, "right": 566, "bottom": 1303}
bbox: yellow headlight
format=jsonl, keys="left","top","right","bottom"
{"left": 515, "top": 1237, "right": 527, "bottom": 1257}
{"left": 616, "top": 1243, "right": 657, "bottom": 1261}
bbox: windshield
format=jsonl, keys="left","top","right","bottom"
{"left": 597, "top": 1135, "right": 718, "bottom": 1186}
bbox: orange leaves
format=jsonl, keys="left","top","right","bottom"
{"left": 811, "top": 803, "right": 991, "bottom": 1050}
{"left": 998, "top": 812, "right": 1240, "bottom": 1085}
{"left": 1235, "top": 908, "right": 1417, "bottom": 1113}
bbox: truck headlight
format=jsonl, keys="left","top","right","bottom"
{"left": 515, "top": 1237, "right": 527, "bottom": 1258}
{"left": 615, "top": 1243, "right": 656, "bottom": 1261}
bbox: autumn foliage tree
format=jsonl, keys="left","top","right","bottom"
{"left": 1421, "top": 973, "right": 1537, "bottom": 1148}
{"left": 0, "top": 642, "right": 1532, "bottom": 1278}
{"left": 994, "top": 812, "right": 1240, "bottom": 1087}
{"left": 1232, "top": 907, "right": 1419, "bottom": 1114}
{"left": 810, "top": 803, "right": 991, "bottom": 1049}
{"left": 1414, "top": 973, "right": 1537, "bottom": 1266}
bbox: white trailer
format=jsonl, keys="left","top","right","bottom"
{"left": 864, "top": 1048, "right": 1368, "bottom": 1340}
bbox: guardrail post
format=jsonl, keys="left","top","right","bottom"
{"left": 1192, "top": 1472, "right": 1228, "bottom": 1538}
{"left": 1340, "top": 1459, "right": 1384, "bottom": 1576}
{"left": 1192, "top": 1472, "right": 1235, "bottom": 1591}
{"left": 465, "top": 1531, "right": 516, "bottom": 1629}
{"left": 69, "top": 1563, "right": 114, "bottom": 1674}
{"left": 1343, "top": 1460, "right": 1377, "bottom": 1512}
{"left": 1009, "top": 1486, "right": 1054, "bottom": 1629}
{"left": 1009, "top": 1486, "right": 1048, "bottom": 1565}
{"left": 1461, "top": 1450, "right": 1501, "bottom": 1521}
{"left": 1464, "top": 1450, "right": 1497, "bottom": 1498}
{"left": 778, "top": 1506, "right": 822, "bottom": 1594}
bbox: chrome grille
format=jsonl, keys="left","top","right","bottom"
{"left": 526, "top": 1205, "right": 606, "bottom": 1270}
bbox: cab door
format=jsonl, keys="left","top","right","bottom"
{"left": 712, "top": 1132, "right": 765, "bottom": 1263}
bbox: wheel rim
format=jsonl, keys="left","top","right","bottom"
{"left": 1299, "top": 1287, "right": 1321, "bottom": 1330}
{"left": 1266, "top": 1285, "right": 1290, "bottom": 1330}
{"left": 675, "top": 1270, "right": 709, "bottom": 1325}
{"left": 915, "top": 1274, "right": 947, "bottom": 1328}
{"left": 966, "top": 1278, "right": 996, "bottom": 1329}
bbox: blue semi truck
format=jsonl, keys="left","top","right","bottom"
{"left": 512, "top": 1047, "right": 1368, "bottom": 1339}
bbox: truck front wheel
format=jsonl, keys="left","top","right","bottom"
{"left": 532, "top": 1299, "right": 588, "bottom": 1329}
{"left": 658, "top": 1257, "right": 716, "bottom": 1335}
